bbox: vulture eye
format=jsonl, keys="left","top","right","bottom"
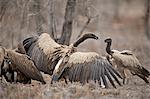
{"left": 4, "top": 58, "right": 12, "bottom": 65}
{"left": 8, "top": 61, "right": 11, "bottom": 65}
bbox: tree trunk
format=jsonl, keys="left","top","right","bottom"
{"left": 145, "top": 0, "right": 150, "bottom": 40}
{"left": 59, "top": 0, "right": 76, "bottom": 45}
{"left": 48, "top": 0, "right": 57, "bottom": 39}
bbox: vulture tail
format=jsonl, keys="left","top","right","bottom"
{"left": 135, "top": 66, "right": 150, "bottom": 83}
{"left": 140, "top": 67, "right": 150, "bottom": 77}
{"left": 137, "top": 74, "right": 149, "bottom": 83}
{"left": 23, "top": 36, "right": 38, "bottom": 52}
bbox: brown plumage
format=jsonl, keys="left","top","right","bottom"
{"left": 15, "top": 42, "right": 27, "bottom": 54}
{"left": 22, "top": 33, "right": 98, "bottom": 75}
{"left": 105, "top": 38, "right": 150, "bottom": 84}
{"left": 0, "top": 46, "right": 6, "bottom": 76}
{"left": 51, "top": 51, "right": 122, "bottom": 88}
{"left": 2, "top": 43, "right": 33, "bottom": 83}
{"left": 3, "top": 49, "right": 46, "bottom": 84}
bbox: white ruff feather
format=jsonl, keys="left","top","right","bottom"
{"left": 54, "top": 58, "right": 63, "bottom": 73}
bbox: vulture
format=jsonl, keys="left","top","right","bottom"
{"left": 104, "top": 38, "right": 150, "bottom": 84}
{"left": 2, "top": 49, "right": 46, "bottom": 84}
{"left": 51, "top": 53, "right": 122, "bottom": 88}
{"left": 22, "top": 33, "right": 98, "bottom": 75}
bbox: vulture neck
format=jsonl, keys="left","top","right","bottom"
{"left": 106, "top": 42, "right": 113, "bottom": 55}
{"left": 73, "top": 35, "right": 94, "bottom": 47}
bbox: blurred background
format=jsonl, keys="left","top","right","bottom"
{"left": 0, "top": 0, "right": 150, "bottom": 98}
{"left": 0, "top": 0, "right": 150, "bottom": 65}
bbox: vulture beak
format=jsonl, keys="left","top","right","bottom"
{"left": 93, "top": 35, "right": 99, "bottom": 40}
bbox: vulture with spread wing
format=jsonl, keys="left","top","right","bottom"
{"left": 3, "top": 49, "right": 46, "bottom": 84}
{"left": 51, "top": 51, "right": 122, "bottom": 88}
{"left": 23, "top": 33, "right": 98, "bottom": 75}
{"left": 104, "top": 38, "right": 150, "bottom": 84}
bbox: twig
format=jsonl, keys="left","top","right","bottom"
{"left": 77, "top": 15, "right": 99, "bottom": 38}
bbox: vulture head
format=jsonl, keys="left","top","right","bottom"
{"left": 2, "top": 58, "right": 12, "bottom": 73}
{"left": 104, "top": 38, "right": 112, "bottom": 43}
{"left": 104, "top": 38, "right": 113, "bottom": 55}
{"left": 73, "top": 33, "right": 98, "bottom": 47}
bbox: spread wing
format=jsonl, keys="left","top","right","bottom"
{"left": 23, "top": 33, "right": 75, "bottom": 75}
{"left": 6, "top": 50, "right": 46, "bottom": 84}
{"left": 52, "top": 52, "right": 122, "bottom": 88}
{"left": 23, "top": 33, "right": 62, "bottom": 75}
{"left": 68, "top": 57, "right": 122, "bottom": 88}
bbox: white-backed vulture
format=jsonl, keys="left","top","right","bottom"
{"left": 22, "top": 33, "right": 98, "bottom": 75}
{"left": 3, "top": 49, "right": 46, "bottom": 84}
{"left": 51, "top": 51, "right": 122, "bottom": 88}
{"left": 104, "top": 38, "right": 150, "bottom": 84}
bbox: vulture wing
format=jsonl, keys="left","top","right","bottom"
{"left": 52, "top": 52, "right": 122, "bottom": 88}
{"left": 23, "top": 33, "right": 62, "bottom": 75}
{"left": 6, "top": 50, "right": 46, "bottom": 84}
{"left": 120, "top": 50, "right": 133, "bottom": 55}
{"left": 112, "top": 51, "right": 141, "bottom": 68}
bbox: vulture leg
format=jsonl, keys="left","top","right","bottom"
{"left": 14, "top": 71, "right": 17, "bottom": 84}
{"left": 118, "top": 67, "right": 126, "bottom": 84}
{"left": 63, "top": 76, "right": 68, "bottom": 84}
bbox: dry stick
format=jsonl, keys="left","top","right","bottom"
{"left": 48, "top": 0, "right": 57, "bottom": 40}
{"left": 145, "top": 0, "right": 150, "bottom": 40}
{"left": 0, "top": 0, "right": 9, "bottom": 22}
{"left": 77, "top": 15, "right": 99, "bottom": 38}
{"left": 20, "top": 0, "right": 29, "bottom": 29}
{"left": 59, "top": 0, "right": 76, "bottom": 45}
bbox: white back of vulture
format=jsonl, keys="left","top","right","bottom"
{"left": 111, "top": 50, "right": 141, "bottom": 69}
{"left": 68, "top": 52, "right": 99, "bottom": 63}
{"left": 38, "top": 33, "right": 60, "bottom": 54}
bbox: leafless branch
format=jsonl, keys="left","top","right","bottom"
{"left": 145, "top": 0, "right": 150, "bottom": 40}
{"left": 77, "top": 15, "right": 98, "bottom": 38}
{"left": 48, "top": 0, "right": 57, "bottom": 39}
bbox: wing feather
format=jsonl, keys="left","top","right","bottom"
{"left": 65, "top": 53, "right": 121, "bottom": 88}
{"left": 104, "top": 67, "right": 116, "bottom": 88}
{"left": 101, "top": 62, "right": 108, "bottom": 88}
{"left": 23, "top": 33, "right": 74, "bottom": 75}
